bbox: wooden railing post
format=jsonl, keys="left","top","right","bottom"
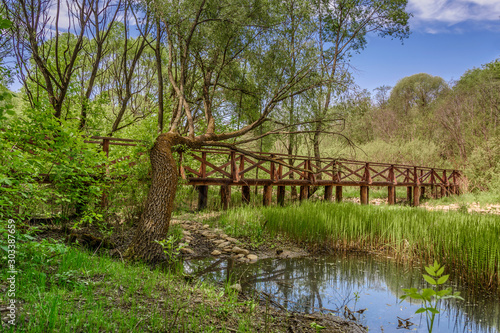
{"left": 388, "top": 165, "right": 396, "bottom": 205}
{"left": 239, "top": 155, "right": 250, "bottom": 204}
{"left": 360, "top": 163, "right": 370, "bottom": 205}
{"left": 413, "top": 167, "right": 420, "bottom": 206}
{"left": 198, "top": 152, "right": 208, "bottom": 210}
{"left": 263, "top": 156, "right": 274, "bottom": 206}
{"left": 299, "top": 159, "right": 310, "bottom": 201}
{"left": 406, "top": 168, "right": 412, "bottom": 203}
{"left": 220, "top": 185, "right": 230, "bottom": 210}
{"left": 277, "top": 161, "right": 285, "bottom": 206}
{"left": 335, "top": 162, "right": 342, "bottom": 202}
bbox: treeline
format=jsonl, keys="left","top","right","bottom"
{"left": 319, "top": 62, "right": 500, "bottom": 192}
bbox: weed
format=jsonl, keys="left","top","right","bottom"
{"left": 400, "top": 261, "right": 464, "bottom": 333}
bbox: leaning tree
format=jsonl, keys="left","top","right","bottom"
{"left": 125, "top": 0, "right": 412, "bottom": 263}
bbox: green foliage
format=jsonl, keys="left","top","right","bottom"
{"left": 0, "top": 104, "right": 108, "bottom": 221}
{"left": 401, "top": 261, "right": 463, "bottom": 333}
{"left": 154, "top": 225, "right": 186, "bottom": 265}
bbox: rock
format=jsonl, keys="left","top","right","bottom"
{"left": 201, "top": 231, "right": 215, "bottom": 238}
{"left": 202, "top": 224, "right": 210, "bottom": 229}
{"left": 229, "top": 284, "right": 241, "bottom": 292}
{"left": 182, "top": 230, "right": 191, "bottom": 236}
{"left": 237, "top": 258, "right": 247, "bottom": 263}
{"left": 247, "top": 254, "right": 258, "bottom": 261}
{"left": 226, "top": 237, "right": 239, "bottom": 243}
{"left": 231, "top": 246, "right": 249, "bottom": 255}
{"left": 217, "top": 241, "right": 231, "bottom": 248}
{"left": 213, "top": 239, "right": 225, "bottom": 244}
{"left": 211, "top": 250, "right": 221, "bottom": 256}
{"left": 223, "top": 248, "right": 232, "bottom": 252}
{"left": 184, "top": 236, "right": 193, "bottom": 241}
{"left": 180, "top": 247, "right": 194, "bottom": 254}
{"left": 236, "top": 254, "right": 245, "bottom": 258}
{"left": 219, "top": 233, "right": 228, "bottom": 238}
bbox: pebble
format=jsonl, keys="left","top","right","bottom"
{"left": 226, "top": 237, "right": 239, "bottom": 243}
{"left": 211, "top": 250, "right": 221, "bottom": 256}
{"left": 180, "top": 247, "right": 194, "bottom": 254}
{"left": 217, "top": 241, "right": 231, "bottom": 248}
{"left": 232, "top": 246, "right": 249, "bottom": 255}
{"left": 247, "top": 254, "right": 258, "bottom": 261}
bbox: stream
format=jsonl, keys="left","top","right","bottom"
{"left": 184, "top": 253, "right": 499, "bottom": 332}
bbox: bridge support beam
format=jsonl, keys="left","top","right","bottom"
{"left": 299, "top": 185, "right": 308, "bottom": 201}
{"left": 388, "top": 186, "right": 395, "bottom": 205}
{"left": 263, "top": 185, "right": 272, "bottom": 206}
{"left": 360, "top": 186, "right": 369, "bottom": 205}
{"left": 336, "top": 186, "right": 343, "bottom": 203}
{"left": 324, "top": 185, "right": 333, "bottom": 201}
{"left": 406, "top": 186, "right": 412, "bottom": 203}
{"left": 413, "top": 186, "right": 420, "bottom": 207}
{"left": 277, "top": 186, "right": 286, "bottom": 206}
{"left": 220, "top": 185, "right": 230, "bottom": 210}
{"left": 242, "top": 186, "right": 250, "bottom": 204}
{"left": 421, "top": 186, "right": 426, "bottom": 200}
{"left": 198, "top": 185, "right": 208, "bottom": 211}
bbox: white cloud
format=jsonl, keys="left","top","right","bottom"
{"left": 409, "top": 0, "right": 500, "bottom": 24}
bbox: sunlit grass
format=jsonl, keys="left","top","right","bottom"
{"left": 222, "top": 202, "right": 500, "bottom": 292}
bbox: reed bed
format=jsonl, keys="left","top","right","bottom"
{"left": 224, "top": 202, "right": 500, "bottom": 292}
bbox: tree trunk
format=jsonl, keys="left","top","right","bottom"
{"left": 125, "top": 133, "right": 180, "bottom": 263}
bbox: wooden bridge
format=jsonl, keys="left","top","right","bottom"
{"left": 92, "top": 137, "right": 462, "bottom": 210}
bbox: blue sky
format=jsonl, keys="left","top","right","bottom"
{"left": 351, "top": 0, "right": 500, "bottom": 94}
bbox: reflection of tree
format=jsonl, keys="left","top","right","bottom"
{"left": 193, "top": 254, "right": 499, "bottom": 332}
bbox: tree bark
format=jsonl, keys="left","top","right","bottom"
{"left": 125, "top": 133, "right": 180, "bottom": 263}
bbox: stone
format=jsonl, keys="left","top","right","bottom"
{"left": 182, "top": 230, "right": 191, "bottom": 236}
{"left": 184, "top": 236, "right": 193, "bottom": 241}
{"left": 231, "top": 246, "right": 249, "bottom": 255}
{"left": 229, "top": 284, "right": 241, "bottom": 292}
{"left": 180, "top": 247, "right": 194, "bottom": 254}
{"left": 223, "top": 248, "right": 232, "bottom": 252}
{"left": 211, "top": 250, "right": 221, "bottom": 256}
{"left": 219, "top": 233, "right": 228, "bottom": 238}
{"left": 247, "top": 254, "right": 258, "bottom": 261}
{"left": 226, "top": 237, "right": 239, "bottom": 243}
{"left": 236, "top": 254, "right": 245, "bottom": 258}
{"left": 217, "top": 241, "right": 231, "bottom": 248}
{"left": 213, "top": 239, "right": 225, "bottom": 245}
{"left": 202, "top": 224, "right": 210, "bottom": 229}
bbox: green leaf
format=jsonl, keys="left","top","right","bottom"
{"left": 436, "top": 266, "right": 445, "bottom": 276}
{"left": 422, "top": 288, "right": 436, "bottom": 299}
{"left": 428, "top": 308, "right": 440, "bottom": 314}
{"left": 415, "top": 308, "right": 427, "bottom": 314}
{"left": 437, "top": 274, "right": 449, "bottom": 285}
{"left": 423, "top": 274, "right": 437, "bottom": 285}
{"left": 425, "top": 266, "right": 436, "bottom": 276}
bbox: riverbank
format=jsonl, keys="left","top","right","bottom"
{"left": 0, "top": 218, "right": 365, "bottom": 332}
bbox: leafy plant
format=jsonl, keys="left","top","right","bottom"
{"left": 400, "top": 261, "right": 464, "bottom": 333}
{"left": 154, "top": 226, "right": 186, "bottom": 265}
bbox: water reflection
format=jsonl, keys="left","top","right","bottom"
{"left": 184, "top": 253, "right": 499, "bottom": 333}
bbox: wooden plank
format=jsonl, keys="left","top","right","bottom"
{"left": 263, "top": 185, "right": 272, "bottom": 206}
{"left": 324, "top": 185, "right": 333, "bottom": 201}
{"left": 220, "top": 185, "right": 231, "bottom": 210}
{"left": 277, "top": 186, "right": 285, "bottom": 206}
{"left": 242, "top": 186, "right": 250, "bottom": 204}
{"left": 360, "top": 186, "right": 369, "bottom": 205}
{"left": 336, "top": 186, "right": 343, "bottom": 202}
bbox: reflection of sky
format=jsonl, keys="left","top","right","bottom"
{"left": 187, "top": 255, "right": 499, "bottom": 333}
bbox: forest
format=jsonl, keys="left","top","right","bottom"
{"left": 0, "top": 0, "right": 499, "bottom": 332}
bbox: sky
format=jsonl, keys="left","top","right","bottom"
{"left": 350, "top": 0, "right": 500, "bottom": 94}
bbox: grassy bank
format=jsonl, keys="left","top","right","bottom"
{"left": 0, "top": 228, "right": 276, "bottom": 332}
{"left": 217, "top": 202, "right": 500, "bottom": 292}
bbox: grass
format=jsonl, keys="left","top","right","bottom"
{"left": 0, "top": 226, "right": 282, "bottom": 332}
{"left": 220, "top": 202, "right": 500, "bottom": 293}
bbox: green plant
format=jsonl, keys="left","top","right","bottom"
{"left": 154, "top": 227, "right": 186, "bottom": 265}
{"left": 400, "top": 261, "right": 464, "bottom": 333}
{"left": 310, "top": 322, "right": 325, "bottom": 332}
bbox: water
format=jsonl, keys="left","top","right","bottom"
{"left": 184, "top": 253, "right": 500, "bottom": 332}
